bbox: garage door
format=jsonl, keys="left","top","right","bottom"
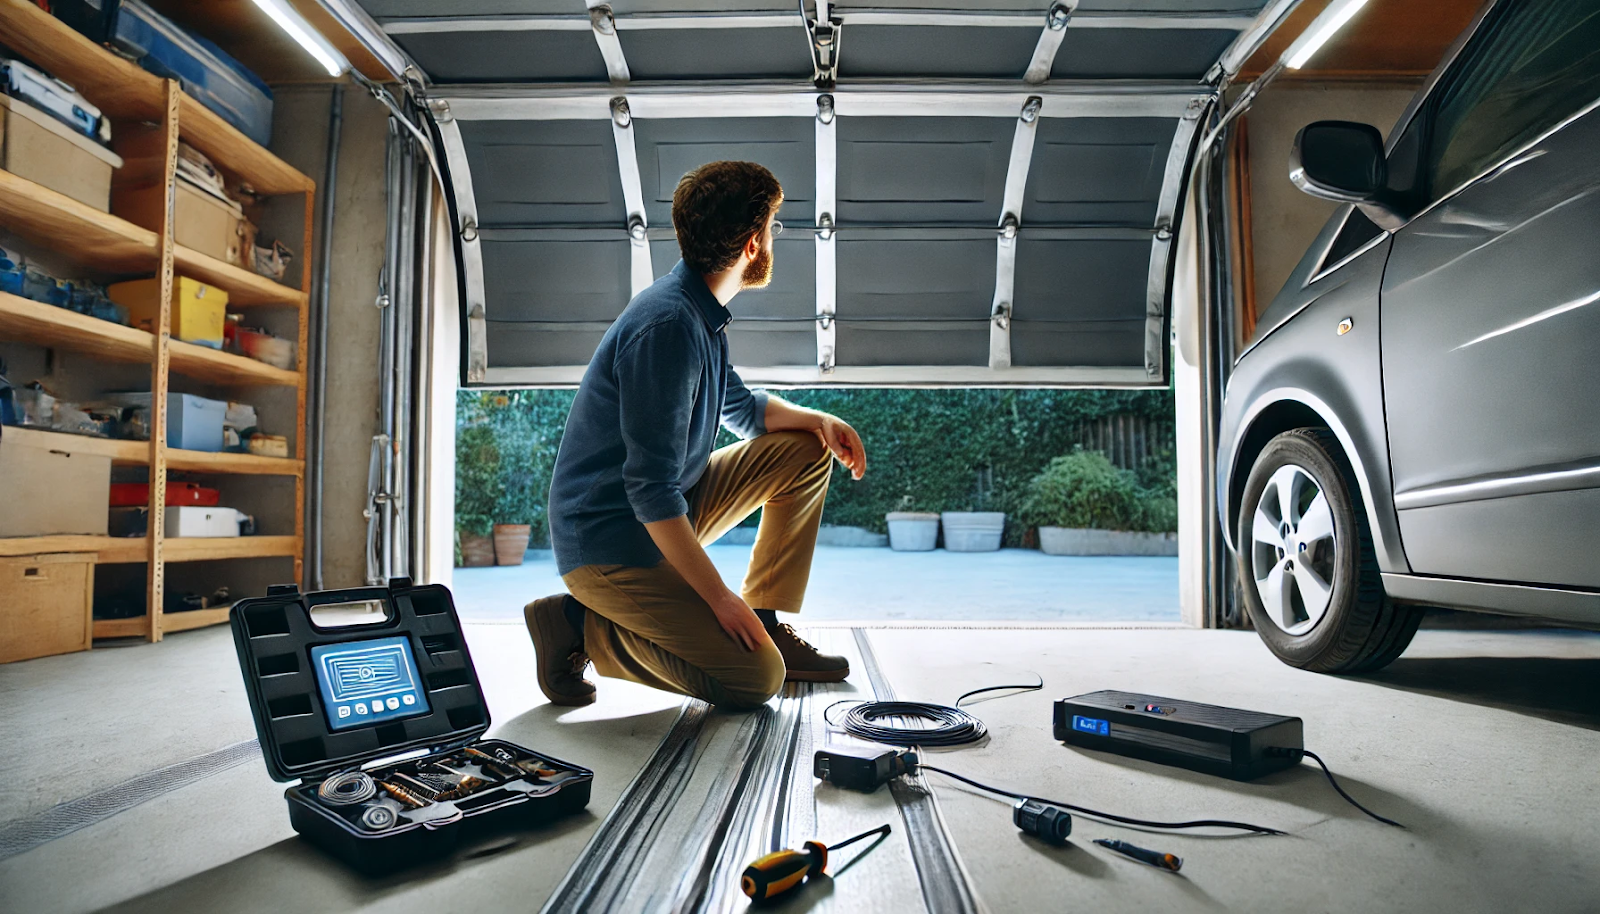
{"left": 342, "top": 0, "right": 1292, "bottom": 386}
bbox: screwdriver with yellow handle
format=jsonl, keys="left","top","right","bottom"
{"left": 740, "top": 824, "right": 893, "bottom": 902}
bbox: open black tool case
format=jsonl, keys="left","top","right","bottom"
{"left": 231, "top": 578, "right": 592, "bottom": 873}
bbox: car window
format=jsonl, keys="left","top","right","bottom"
{"left": 1318, "top": 209, "right": 1382, "bottom": 276}
{"left": 1419, "top": 0, "right": 1600, "bottom": 202}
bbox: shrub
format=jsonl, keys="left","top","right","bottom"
{"left": 1018, "top": 450, "right": 1145, "bottom": 531}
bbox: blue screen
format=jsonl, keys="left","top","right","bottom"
{"left": 311, "top": 636, "right": 430, "bottom": 731}
{"left": 1072, "top": 715, "right": 1110, "bottom": 736}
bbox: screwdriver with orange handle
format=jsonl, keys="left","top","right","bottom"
{"left": 740, "top": 824, "right": 893, "bottom": 902}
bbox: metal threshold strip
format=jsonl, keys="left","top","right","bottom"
{"left": 540, "top": 628, "right": 981, "bottom": 912}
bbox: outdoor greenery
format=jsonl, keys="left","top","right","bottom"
{"left": 457, "top": 387, "right": 1176, "bottom": 547}
{"left": 1016, "top": 450, "right": 1178, "bottom": 533}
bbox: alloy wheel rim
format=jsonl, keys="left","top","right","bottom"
{"left": 1250, "top": 464, "right": 1338, "bottom": 636}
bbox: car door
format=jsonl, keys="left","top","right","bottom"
{"left": 1379, "top": 0, "right": 1600, "bottom": 588}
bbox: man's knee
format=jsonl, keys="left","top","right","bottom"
{"left": 716, "top": 642, "right": 786, "bottom": 710}
{"left": 763, "top": 429, "right": 829, "bottom": 469}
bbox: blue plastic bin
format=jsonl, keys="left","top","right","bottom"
{"left": 55, "top": 0, "right": 273, "bottom": 147}
{"left": 113, "top": 392, "right": 227, "bottom": 452}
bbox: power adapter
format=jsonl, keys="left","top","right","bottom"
{"left": 814, "top": 745, "right": 918, "bottom": 792}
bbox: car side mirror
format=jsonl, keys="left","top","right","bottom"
{"left": 1290, "top": 121, "right": 1408, "bottom": 230}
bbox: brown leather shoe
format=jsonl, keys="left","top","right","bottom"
{"left": 524, "top": 595, "right": 596, "bottom": 706}
{"left": 768, "top": 623, "right": 849, "bottom": 683}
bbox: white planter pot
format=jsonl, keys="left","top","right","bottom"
{"left": 1038, "top": 527, "right": 1179, "bottom": 556}
{"left": 886, "top": 512, "right": 939, "bottom": 551}
{"left": 940, "top": 512, "right": 1005, "bottom": 552}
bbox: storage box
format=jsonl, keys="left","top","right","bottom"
{"left": 0, "top": 433, "right": 111, "bottom": 536}
{"left": 0, "top": 94, "right": 122, "bottom": 211}
{"left": 110, "top": 481, "right": 220, "bottom": 507}
{"left": 114, "top": 177, "right": 244, "bottom": 265}
{"left": 0, "top": 553, "right": 94, "bottom": 663}
{"left": 111, "top": 392, "right": 227, "bottom": 451}
{"left": 231, "top": 581, "right": 593, "bottom": 873}
{"left": 108, "top": 276, "right": 228, "bottom": 347}
{"left": 167, "top": 505, "right": 242, "bottom": 538}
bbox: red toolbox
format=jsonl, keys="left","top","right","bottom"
{"left": 109, "top": 481, "right": 220, "bottom": 507}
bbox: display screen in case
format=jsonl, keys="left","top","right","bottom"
{"left": 311, "top": 635, "right": 430, "bottom": 731}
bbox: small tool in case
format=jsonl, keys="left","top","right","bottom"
{"left": 231, "top": 578, "right": 592, "bottom": 873}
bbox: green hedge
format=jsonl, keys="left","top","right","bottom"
{"left": 457, "top": 387, "right": 1175, "bottom": 547}
{"left": 1017, "top": 450, "right": 1177, "bottom": 533}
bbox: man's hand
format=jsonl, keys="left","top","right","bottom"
{"left": 709, "top": 590, "right": 769, "bottom": 652}
{"left": 815, "top": 414, "right": 867, "bottom": 480}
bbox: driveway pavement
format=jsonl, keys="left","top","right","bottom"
{"left": 452, "top": 544, "right": 1179, "bottom": 623}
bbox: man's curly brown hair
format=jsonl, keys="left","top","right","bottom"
{"left": 671, "top": 161, "right": 783, "bottom": 275}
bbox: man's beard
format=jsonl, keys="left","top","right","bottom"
{"left": 741, "top": 242, "right": 773, "bottom": 289}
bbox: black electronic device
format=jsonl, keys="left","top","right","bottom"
{"left": 1054, "top": 691, "right": 1303, "bottom": 781}
{"left": 231, "top": 579, "right": 592, "bottom": 873}
{"left": 813, "top": 745, "right": 918, "bottom": 792}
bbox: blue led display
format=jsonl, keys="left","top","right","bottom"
{"left": 311, "top": 635, "right": 430, "bottom": 731}
{"left": 1071, "top": 715, "right": 1110, "bottom": 736}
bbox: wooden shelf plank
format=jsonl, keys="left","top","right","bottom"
{"left": 94, "top": 604, "right": 231, "bottom": 639}
{"left": 0, "top": 535, "right": 145, "bottom": 563}
{"left": 0, "top": 290, "right": 152, "bottom": 363}
{"left": 0, "top": 0, "right": 312, "bottom": 196}
{"left": 0, "top": 426, "right": 302, "bottom": 476}
{"left": 0, "top": 293, "right": 300, "bottom": 387}
{"left": 170, "top": 339, "right": 300, "bottom": 387}
{"left": 0, "top": 169, "right": 157, "bottom": 271}
{"left": 175, "top": 245, "right": 308, "bottom": 308}
{"left": 163, "top": 535, "right": 298, "bottom": 562}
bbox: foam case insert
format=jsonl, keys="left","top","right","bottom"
{"left": 231, "top": 578, "right": 592, "bottom": 873}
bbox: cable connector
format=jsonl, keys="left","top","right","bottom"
{"left": 814, "top": 746, "right": 917, "bottom": 792}
{"left": 1013, "top": 798, "right": 1073, "bottom": 845}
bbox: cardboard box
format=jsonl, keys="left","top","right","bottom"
{"left": 0, "top": 434, "right": 112, "bottom": 536}
{"left": 0, "top": 553, "right": 94, "bottom": 663}
{"left": 109, "top": 275, "right": 229, "bottom": 347}
{"left": 0, "top": 94, "right": 123, "bottom": 211}
{"left": 113, "top": 176, "right": 245, "bottom": 265}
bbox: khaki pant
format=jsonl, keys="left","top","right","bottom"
{"left": 562, "top": 430, "right": 832, "bottom": 709}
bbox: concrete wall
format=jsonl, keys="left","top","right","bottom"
{"left": 1244, "top": 82, "right": 1419, "bottom": 314}
{"left": 267, "top": 86, "right": 390, "bottom": 589}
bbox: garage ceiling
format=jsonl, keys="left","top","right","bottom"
{"left": 330, "top": 0, "right": 1299, "bottom": 386}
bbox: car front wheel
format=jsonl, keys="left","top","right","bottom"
{"left": 1236, "top": 428, "right": 1422, "bottom": 673}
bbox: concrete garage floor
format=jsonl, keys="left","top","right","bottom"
{"left": 2, "top": 623, "right": 1598, "bottom": 912}
{"left": 454, "top": 544, "right": 1183, "bottom": 623}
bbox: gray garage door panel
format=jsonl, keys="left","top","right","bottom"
{"left": 1051, "top": 29, "right": 1239, "bottom": 80}
{"left": 728, "top": 322, "right": 817, "bottom": 367}
{"left": 837, "top": 323, "right": 990, "bottom": 367}
{"left": 482, "top": 239, "right": 632, "bottom": 323}
{"left": 633, "top": 119, "right": 815, "bottom": 227}
{"left": 1014, "top": 237, "right": 1150, "bottom": 323}
{"left": 391, "top": 31, "right": 608, "bottom": 83}
{"left": 838, "top": 239, "right": 991, "bottom": 321}
{"left": 619, "top": 30, "right": 813, "bottom": 81}
{"left": 487, "top": 324, "right": 610, "bottom": 370}
{"left": 1025, "top": 118, "right": 1177, "bottom": 227}
{"left": 461, "top": 121, "right": 623, "bottom": 227}
{"left": 838, "top": 119, "right": 1012, "bottom": 225}
{"left": 840, "top": 27, "right": 1039, "bottom": 80}
{"left": 1009, "top": 319, "right": 1145, "bottom": 367}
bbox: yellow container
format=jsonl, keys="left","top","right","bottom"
{"left": 109, "top": 275, "right": 229, "bottom": 347}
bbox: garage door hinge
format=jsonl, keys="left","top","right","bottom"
{"left": 819, "top": 344, "right": 835, "bottom": 373}
{"left": 805, "top": 5, "right": 844, "bottom": 89}
{"left": 992, "top": 301, "right": 1011, "bottom": 330}
{"left": 816, "top": 312, "right": 833, "bottom": 330}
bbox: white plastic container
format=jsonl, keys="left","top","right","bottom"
{"left": 940, "top": 512, "right": 1005, "bottom": 552}
{"left": 166, "top": 506, "right": 242, "bottom": 538}
{"left": 885, "top": 512, "right": 939, "bottom": 551}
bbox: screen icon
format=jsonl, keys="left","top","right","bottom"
{"left": 337, "top": 705, "right": 351, "bottom": 719}
{"left": 386, "top": 697, "right": 400, "bottom": 710}
{"left": 355, "top": 702, "right": 368, "bottom": 715}
{"left": 402, "top": 694, "right": 415, "bottom": 706}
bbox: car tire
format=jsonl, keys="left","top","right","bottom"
{"left": 1236, "top": 428, "right": 1422, "bottom": 673}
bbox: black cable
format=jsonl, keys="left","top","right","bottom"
{"left": 1298, "top": 750, "right": 1405, "bottom": 829}
{"left": 823, "top": 678, "right": 1043, "bottom": 748}
{"left": 917, "top": 764, "right": 1286, "bottom": 836}
{"left": 827, "top": 823, "right": 892, "bottom": 851}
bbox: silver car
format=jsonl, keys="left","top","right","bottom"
{"left": 1217, "top": 0, "right": 1600, "bottom": 672}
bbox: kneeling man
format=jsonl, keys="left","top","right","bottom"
{"left": 526, "top": 161, "right": 866, "bottom": 710}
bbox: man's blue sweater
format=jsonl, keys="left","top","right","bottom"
{"left": 548, "top": 260, "right": 768, "bottom": 575}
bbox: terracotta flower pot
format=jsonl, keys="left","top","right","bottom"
{"left": 493, "top": 524, "right": 532, "bottom": 566}
{"left": 459, "top": 532, "right": 495, "bottom": 567}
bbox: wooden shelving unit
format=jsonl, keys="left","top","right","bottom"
{"left": 0, "top": 0, "right": 314, "bottom": 646}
